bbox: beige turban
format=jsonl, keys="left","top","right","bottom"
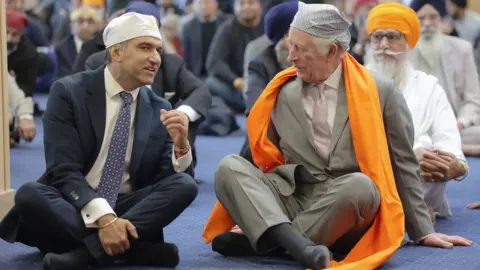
{"left": 290, "top": 2, "right": 352, "bottom": 50}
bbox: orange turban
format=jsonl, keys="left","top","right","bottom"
{"left": 82, "top": 0, "right": 105, "bottom": 8}
{"left": 366, "top": 3, "right": 421, "bottom": 48}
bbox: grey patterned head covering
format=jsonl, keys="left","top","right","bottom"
{"left": 290, "top": 2, "right": 352, "bottom": 50}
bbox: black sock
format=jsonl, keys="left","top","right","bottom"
{"left": 265, "top": 223, "right": 330, "bottom": 269}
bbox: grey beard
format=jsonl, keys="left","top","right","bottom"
{"left": 417, "top": 30, "right": 442, "bottom": 68}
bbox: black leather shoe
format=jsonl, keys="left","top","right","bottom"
{"left": 128, "top": 242, "right": 179, "bottom": 267}
{"left": 43, "top": 247, "right": 92, "bottom": 270}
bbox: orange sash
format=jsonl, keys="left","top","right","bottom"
{"left": 203, "top": 53, "right": 405, "bottom": 269}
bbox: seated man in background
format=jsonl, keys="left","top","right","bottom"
{"left": 203, "top": 3, "right": 470, "bottom": 270}
{"left": 239, "top": 1, "right": 297, "bottom": 163}
{"left": 205, "top": 0, "right": 264, "bottom": 113}
{"left": 409, "top": 0, "right": 480, "bottom": 156}
{"left": 0, "top": 12, "right": 198, "bottom": 270}
{"left": 366, "top": 3, "right": 468, "bottom": 222}
{"left": 7, "top": 72, "right": 36, "bottom": 147}
{"left": 54, "top": 6, "right": 101, "bottom": 81}
{"left": 84, "top": 1, "right": 212, "bottom": 172}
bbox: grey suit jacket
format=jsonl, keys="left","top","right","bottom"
{"left": 410, "top": 35, "right": 480, "bottom": 126}
{"left": 265, "top": 72, "right": 434, "bottom": 241}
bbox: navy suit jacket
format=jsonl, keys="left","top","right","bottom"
{"left": 54, "top": 35, "right": 78, "bottom": 81}
{"left": 0, "top": 66, "right": 192, "bottom": 242}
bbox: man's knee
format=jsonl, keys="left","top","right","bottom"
{"left": 214, "top": 154, "right": 250, "bottom": 193}
{"left": 172, "top": 173, "right": 198, "bottom": 202}
{"left": 337, "top": 173, "right": 380, "bottom": 212}
{"left": 15, "top": 182, "right": 49, "bottom": 212}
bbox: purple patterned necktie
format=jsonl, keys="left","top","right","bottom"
{"left": 97, "top": 92, "right": 133, "bottom": 207}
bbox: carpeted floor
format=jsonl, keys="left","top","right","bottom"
{"left": 2, "top": 95, "right": 480, "bottom": 269}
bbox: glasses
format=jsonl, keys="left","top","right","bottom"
{"left": 370, "top": 32, "right": 404, "bottom": 44}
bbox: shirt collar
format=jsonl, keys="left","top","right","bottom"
{"left": 104, "top": 67, "right": 140, "bottom": 101}
{"left": 323, "top": 63, "right": 342, "bottom": 90}
{"left": 73, "top": 35, "right": 83, "bottom": 53}
{"left": 302, "top": 63, "right": 343, "bottom": 90}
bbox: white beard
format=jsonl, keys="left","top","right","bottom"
{"left": 367, "top": 49, "right": 408, "bottom": 90}
{"left": 416, "top": 29, "right": 442, "bottom": 68}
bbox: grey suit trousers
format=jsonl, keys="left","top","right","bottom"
{"left": 215, "top": 155, "right": 381, "bottom": 253}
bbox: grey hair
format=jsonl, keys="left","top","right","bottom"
{"left": 106, "top": 40, "right": 129, "bottom": 64}
{"left": 311, "top": 35, "right": 347, "bottom": 57}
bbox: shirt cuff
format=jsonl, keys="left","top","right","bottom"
{"left": 416, "top": 233, "right": 435, "bottom": 244}
{"left": 18, "top": 114, "right": 34, "bottom": 120}
{"left": 176, "top": 105, "right": 202, "bottom": 122}
{"left": 81, "top": 198, "right": 116, "bottom": 228}
{"left": 458, "top": 118, "right": 473, "bottom": 128}
{"left": 171, "top": 145, "right": 192, "bottom": 172}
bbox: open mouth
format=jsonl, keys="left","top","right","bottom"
{"left": 144, "top": 67, "right": 156, "bottom": 73}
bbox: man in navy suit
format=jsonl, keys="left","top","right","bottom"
{"left": 0, "top": 12, "right": 198, "bottom": 270}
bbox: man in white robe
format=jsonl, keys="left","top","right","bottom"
{"left": 366, "top": 3, "right": 469, "bottom": 220}
{"left": 409, "top": 1, "right": 480, "bottom": 156}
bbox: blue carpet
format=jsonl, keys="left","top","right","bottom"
{"left": 2, "top": 94, "right": 480, "bottom": 269}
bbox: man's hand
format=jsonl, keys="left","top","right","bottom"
{"left": 421, "top": 233, "right": 472, "bottom": 248}
{"left": 97, "top": 215, "right": 138, "bottom": 256}
{"left": 434, "top": 150, "right": 465, "bottom": 180}
{"left": 457, "top": 122, "right": 465, "bottom": 130}
{"left": 467, "top": 202, "right": 480, "bottom": 209}
{"left": 415, "top": 148, "right": 450, "bottom": 181}
{"left": 17, "top": 119, "right": 36, "bottom": 142}
{"left": 160, "top": 109, "right": 189, "bottom": 148}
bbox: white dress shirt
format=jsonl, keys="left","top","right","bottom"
{"left": 400, "top": 65, "right": 466, "bottom": 164}
{"left": 302, "top": 64, "right": 342, "bottom": 131}
{"left": 73, "top": 35, "right": 83, "bottom": 53}
{"left": 81, "top": 67, "right": 192, "bottom": 228}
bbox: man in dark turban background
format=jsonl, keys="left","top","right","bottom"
{"left": 409, "top": 0, "right": 480, "bottom": 157}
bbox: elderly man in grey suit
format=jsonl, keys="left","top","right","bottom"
{"left": 409, "top": 1, "right": 480, "bottom": 156}
{"left": 211, "top": 2, "right": 471, "bottom": 270}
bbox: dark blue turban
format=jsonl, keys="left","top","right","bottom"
{"left": 410, "top": 0, "right": 448, "bottom": 17}
{"left": 265, "top": 1, "right": 299, "bottom": 45}
{"left": 125, "top": 1, "right": 161, "bottom": 24}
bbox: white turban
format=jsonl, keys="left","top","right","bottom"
{"left": 290, "top": 2, "right": 352, "bottom": 50}
{"left": 103, "top": 12, "right": 162, "bottom": 48}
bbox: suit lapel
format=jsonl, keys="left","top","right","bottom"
{"left": 329, "top": 75, "right": 349, "bottom": 153}
{"left": 284, "top": 79, "right": 315, "bottom": 148}
{"left": 130, "top": 87, "right": 153, "bottom": 178}
{"left": 67, "top": 36, "right": 78, "bottom": 67}
{"left": 85, "top": 67, "right": 107, "bottom": 155}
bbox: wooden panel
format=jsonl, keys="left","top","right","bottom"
{"left": 0, "top": 0, "right": 16, "bottom": 219}
{"left": 470, "top": 0, "right": 480, "bottom": 13}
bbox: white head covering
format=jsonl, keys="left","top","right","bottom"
{"left": 290, "top": 2, "right": 352, "bottom": 50}
{"left": 103, "top": 12, "right": 162, "bottom": 48}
